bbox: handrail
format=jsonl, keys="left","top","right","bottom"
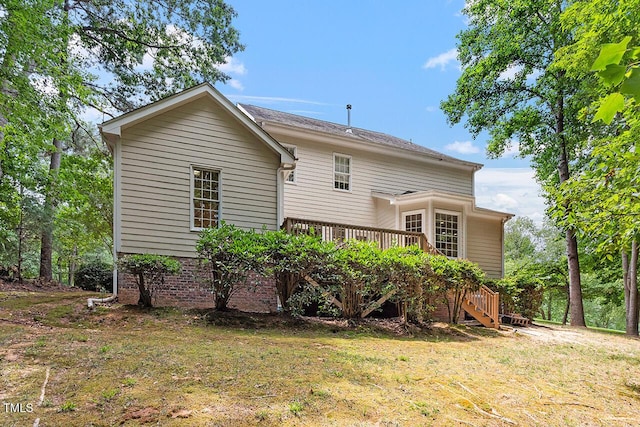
{"left": 466, "top": 285, "right": 500, "bottom": 327}
{"left": 282, "top": 217, "right": 439, "bottom": 254}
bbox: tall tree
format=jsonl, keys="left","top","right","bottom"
{"left": 553, "top": 0, "right": 640, "bottom": 335}
{"left": 441, "top": 0, "right": 600, "bottom": 326}
{"left": 1, "top": 0, "right": 244, "bottom": 280}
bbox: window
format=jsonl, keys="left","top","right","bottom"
{"left": 192, "top": 166, "right": 220, "bottom": 229}
{"left": 404, "top": 213, "right": 423, "bottom": 233}
{"left": 403, "top": 211, "right": 424, "bottom": 246}
{"left": 435, "top": 211, "right": 459, "bottom": 257}
{"left": 334, "top": 154, "right": 351, "bottom": 191}
{"left": 284, "top": 145, "right": 296, "bottom": 183}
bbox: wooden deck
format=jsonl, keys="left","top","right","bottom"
{"left": 282, "top": 217, "right": 440, "bottom": 255}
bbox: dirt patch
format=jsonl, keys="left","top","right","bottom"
{"left": 504, "top": 322, "right": 634, "bottom": 346}
{"left": 122, "top": 407, "right": 160, "bottom": 424}
{"left": 0, "top": 277, "right": 79, "bottom": 293}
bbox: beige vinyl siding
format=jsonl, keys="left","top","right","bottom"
{"left": 118, "top": 97, "right": 279, "bottom": 258}
{"left": 375, "top": 198, "right": 396, "bottom": 229}
{"left": 281, "top": 137, "right": 473, "bottom": 227}
{"left": 466, "top": 216, "right": 504, "bottom": 278}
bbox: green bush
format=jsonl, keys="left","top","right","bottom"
{"left": 196, "top": 222, "right": 265, "bottom": 310}
{"left": 194, "top": 224, "right": 488, "bottom": 323}
{"left": 75, "top": 261, "right": 113, "bottom": 292}
{"left": 260, "top": 229, "right": 333, "bottom": 312}
{"left": 118, "top": 254, "right": 181, "bottom": 307}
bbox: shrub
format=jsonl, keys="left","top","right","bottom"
{"left": 430, "top": 255, "right": 485, "bottom": 323}
{"left": 75, "top": 260, "right": 113, "bottom": 292}
{"left": 196, "top": 222, "right": 265, "bottom": 310}
{"left": 261, "top": 230, "right": 335, "bottom": 311}
{"left": 494, "top": 269, "right": 545, "bottom": 319}
{"left": 118, "top": 254, "right": 181, "bottom": 308}
{"left": 382, "top": 245, "right": 436, "bottom": 322}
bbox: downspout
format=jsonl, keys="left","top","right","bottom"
{"left": 277, "top": 164, "right": 296, "bottom": 227}
{"left": 89, "top": 133, "right": 119, "bottom": 308}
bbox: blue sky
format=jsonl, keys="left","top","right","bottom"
{"left": 216, "top": 0, "right": 546, "bottom": 223}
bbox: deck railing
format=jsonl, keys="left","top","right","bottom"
{"left": 282, "top": 217, "right": 440, "bottom": 255}
{"left": 466, "top": 286, "right": 500, "bottom": 328}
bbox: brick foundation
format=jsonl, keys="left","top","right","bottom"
{"left": 117, "top": 255, "right": 278, "bottom": 313}
{"left": 116, "top": 254, "right": 457, "bottom": 321}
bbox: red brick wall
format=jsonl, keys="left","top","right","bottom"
{"left": 117, "top": 255, "right": 278, "bottom": 313}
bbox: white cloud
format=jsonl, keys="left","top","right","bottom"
{"left": 218, "top": 56, "right": 247, "bottom": 76}
{"left": 475, "top": 168, "right": 546, "bottom": 224}
{"left": 423, "top": 49, "right": 458, "bottom": 71}
{"left": 501, "top": 141, "right": 521, "bottom": 158}
{"left": 226, "top": 79, "right": 244, "bottom": 91}
{"left": 425, "top": 106, "right": 438, "bottom": 113}
{"left": 445, "top": 140, "right": 480, "bottom": 154}
{"left": 498, "top": 64, "right": 543, "bottom": 82}
{"left": 492, "top": 193, "right": 519, "bottom": 209}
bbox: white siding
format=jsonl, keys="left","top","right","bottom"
{"left": 280, "top": 136, "right": 473, "bottom": 227}
{"left": 466, "top": 216, "right": 504, "bottom": 278}
{"left": 375, "top": 198, "right": 396, "bottom": 229}
{"left": 118, "top": 97, "right": 279, "bottom": 258}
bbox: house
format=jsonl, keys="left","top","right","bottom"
{"left": 101, "top": 82, "right": 512, "bottom": 322}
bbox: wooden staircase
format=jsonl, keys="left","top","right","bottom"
{"left": 462, "top": 285, "right": 500, "bottom": 329}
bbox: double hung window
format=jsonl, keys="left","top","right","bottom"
{"left": 334, "top": 154, "right": 351, "bottom": 191}
{"left": 192, "top": 167, "right": 220, "bottom": 229}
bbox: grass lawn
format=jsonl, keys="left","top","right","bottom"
{"left": 1, "top": 290, "right": 639, "bottom": 426}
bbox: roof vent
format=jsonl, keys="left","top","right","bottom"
{"left": 346, "top": 104, "right": 352, "bottom": 133}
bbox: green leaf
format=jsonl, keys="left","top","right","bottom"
{"left": 593, "top": 93, "right": 625, "bottom": 124}
{"left": 620, "top": 68, "right": 640, "bottom": 100}
{"left": 598, "top": 64, "right": 627, "bottom": 87}
{"left": 591, "top": 37, "right": 632, "bottom": 71}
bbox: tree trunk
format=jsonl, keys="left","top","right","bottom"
{"left": 39, "top": 138, "right": 63, "bottom": 281}
{"left": 69, "top": 245, "right": 77, "bottom": 287}
{"left": 565, "top": 229, "right": 585, "bottom": 326}
{"left": 623, "top": 241, "right": 639, "bottom": 336}
{"left": 555, "top": 94, "right": 586, "bottom": 327}
{"left": 137, "top": 273, "right": 152, "bottom": 307}
{"left": 562, "top": 284, "right": 570, "bottom": 325}
{"left": 0, "top": 113, "right": 6, "bottom": 182}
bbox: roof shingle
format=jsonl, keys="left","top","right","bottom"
{"left": 238, "top": 104, "right": 481, "bottom": 168}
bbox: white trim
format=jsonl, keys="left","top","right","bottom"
{"left": 277, "top": 168, "right": 284, "bottom": 227}
{"left": 109, "top": 136, "right": 121, "bottom": 296}
{"left": 371, "top": 189, "right": 513, "bottom": 220}
{"left": 113, "top": 139, "right": 122, "bottom": 253}
{"left": 434, "top": 209, "right": 463, "bottom": 258}
{"left": 100, "top": 83, "right": 296, "bottom": 166}
{"left": 401, "top": 209, "right": 426, "bottom": 233}
{"left": 333, "top": 152, "right": 352, "bottom": 192}
{"left": 190, "top": 164, "right": 222, "bottom": 232}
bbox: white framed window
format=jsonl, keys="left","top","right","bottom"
{"left": 191, "top": 166, "right": 220, "bottom": 230}
{"left": 284, "top": 145, "right": 297, "bottom": 183}
{"left": 333, "top": 153, "right": 351, "bottom": 191}
{"left": 435, "top": 210, "right": 460, "bottom": 258}
{"left": 402, "top": 209, "right": 425, "bottom": 246}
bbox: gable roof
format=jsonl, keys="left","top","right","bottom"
{"left": 238, "top": 104, "right": 482, "bottom": 170}
{"left": 99, "top": 83, "right": 296, "bottom": 165}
